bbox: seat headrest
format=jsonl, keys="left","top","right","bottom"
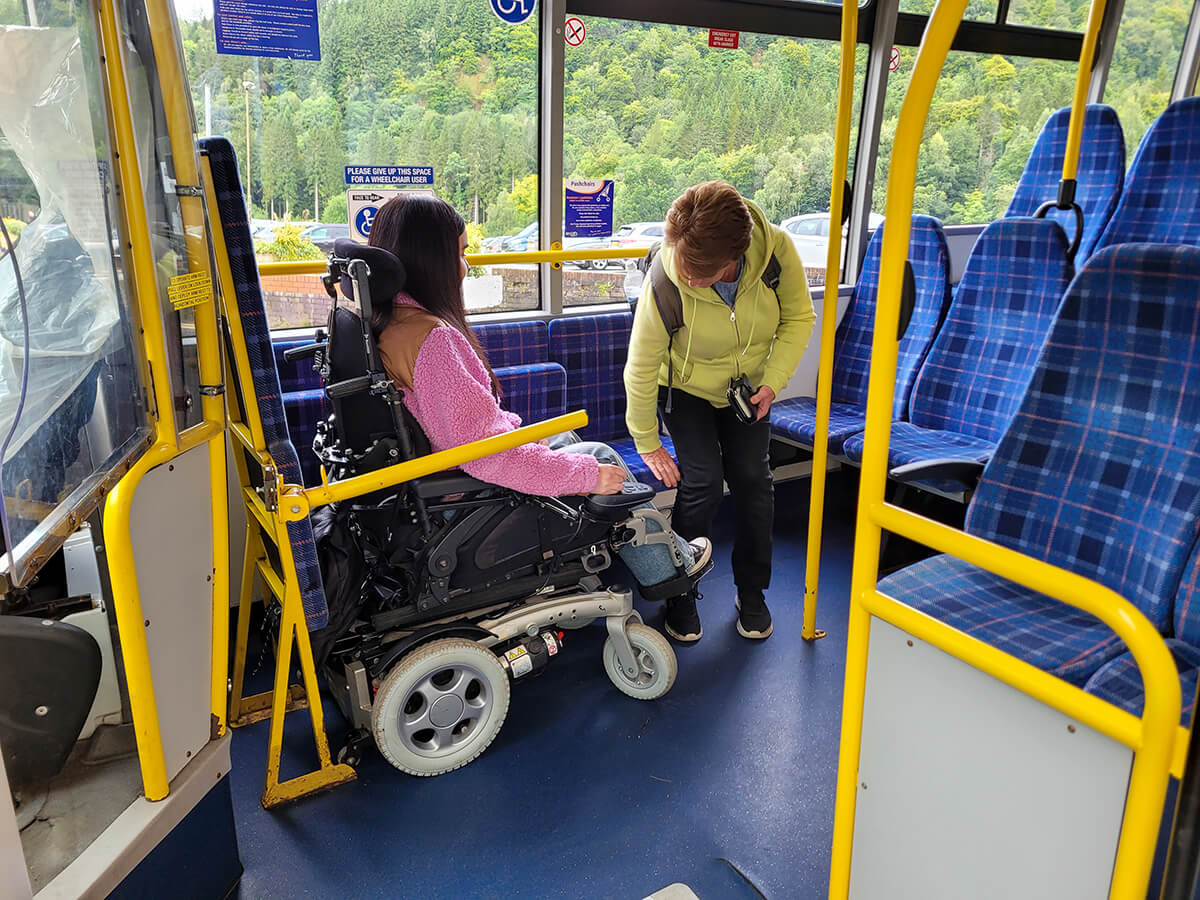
{"left": 332, "top": 238, "right": 407, "bottom": 308}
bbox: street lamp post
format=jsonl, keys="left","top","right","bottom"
{"left": 242, "top": 81, "right": 254, "bottom": 211}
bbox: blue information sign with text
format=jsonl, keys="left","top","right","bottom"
{"left": 564, "top": 179, "right": 614, "bottom": 238}
{"left": 344, "top": 166, "right": 435, "bottom": 186}
{"left": 215, "top": 0, "right": 321, "bottom": 61}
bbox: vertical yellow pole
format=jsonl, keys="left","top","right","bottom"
{"left": 802, "top": 0, "right": 859, "bottom": 641}
{"left": 828, "top": 0, "right": 968, "bottom": 893}
{"left": 1062, "top": 0, "right": 1109, "bottom": 183}
{"left": 96, "top": 0, "right": 184, "bottom": 802}
{"left": 139, "top": 0, "right": 232, "bottom": 735}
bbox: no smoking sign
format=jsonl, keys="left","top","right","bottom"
{"left": 564, "top": 16, "right": 585, "bottom": 47}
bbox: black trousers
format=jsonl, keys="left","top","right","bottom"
{"left": 659, "top": 387, "right": 773, "bottom": 594}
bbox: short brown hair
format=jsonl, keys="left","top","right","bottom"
{"left": 665, "top": 181, "right": 753, "bottom": 281}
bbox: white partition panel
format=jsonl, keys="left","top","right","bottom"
{"left": 849, "top": 618, "right": 1133, "bottom": 900}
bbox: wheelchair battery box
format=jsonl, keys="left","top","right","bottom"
{"left": 498, "top": 631, "right": 562, "bottom": 680}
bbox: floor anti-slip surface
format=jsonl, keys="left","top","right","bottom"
{"left": 230, "top": 474, "right": 859, "bottom": 899}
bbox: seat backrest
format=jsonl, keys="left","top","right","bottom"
{"left": 274, "top": 339, "right": 322, "bottom": 393}
{"left": 202, "top": 136, "right": 329, "bottom": 630}
{"left": 495, "top": 363, "right": 567, "bottom": 427}
{"left": 908, "top": 218, "right": 1073, "bottom": 443}
{"left": 1005, "top": 104, "right": 1125, "bottom": 262}
{"left": 474, "top": 321, "right": 549, "bottom": 368}
{"left": 1094, "top": 98, "right": 1200, "bottom": 253}
{"left": 548, "top": 312, "right": 633, "bottom": 442}
{"left": 966, "top": 243, "right": 1200, "bottom": 630}
{"left": 1173, "top": 539, "right": 1200, "bottom": 646}
{"left": 831, "top": 215, "right": 952, "bottom": 418}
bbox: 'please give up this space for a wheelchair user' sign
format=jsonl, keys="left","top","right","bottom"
{"left": 346, "top": 166, "right": 435, "bottom": 243}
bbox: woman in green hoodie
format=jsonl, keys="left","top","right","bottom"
{"left": 624, "top": 181, "right": 816, "bottom": 643}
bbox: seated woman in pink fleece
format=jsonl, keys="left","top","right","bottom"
{"left": 368, "top": 194, "right": 709, "bottom": 588}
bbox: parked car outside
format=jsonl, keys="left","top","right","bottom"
{"left": 500, "top": 221, "right": 538, "bottom": 252}
{"left": 610, "top": 221, "right": 664, "bottom": 251}
{"left": 563, "top": 236, "right": 619, "bottom": 269}
{"left": 780, "top": 212, "right": 884, "bottom": 270}
{"left": 300, "top": 223, "right": 351, "bottom": 254}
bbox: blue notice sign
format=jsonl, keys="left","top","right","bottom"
{"left": 215, "top": 0, "right": 321, "bottom": 61}
{"left": 344, "top": 166, "right": 434, "bottom": 186}
{"left": 489, "top": 0, "right": 536, "bottom": 25}
{"left": 564, "top": 179, "right": 614, "bottom": 238}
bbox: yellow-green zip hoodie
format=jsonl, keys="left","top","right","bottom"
{"left": 623, "top": 198, "right": 817, "bottom": 455}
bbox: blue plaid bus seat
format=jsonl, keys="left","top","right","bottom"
{"left": 770, "top": 216, "right": 951, "bottom": 451}
{"left": 1094, "top": 97, "right": 1200, "bottom": 252}
{"left": 495, "top": 362, "right": 567, "bottom": 426}
{"left": 475, "top": 320, "right": 550, "bottom": 368}
{"left": 1006, "top": 104, "right": 1125, "bottom": 262}
{"left": 202, "top": 136, "right": 329, "bottom": 631}
{"left": 1085, "top": 541, "right": 1200, "bottom": 724}
{"left": 282, "top": 388, "right": 330, "bottom": 486}
{"left": 548, "top": 312, "right": 633, "bottom": 444}
{"left": 611, "top": 435, "right": 676, "bottom": 491}
{"left": 840, "top": 218, "right": 1073, "bottom": 489}
{"left": 880, "top": 243, "right": 1200, "bottom": 685}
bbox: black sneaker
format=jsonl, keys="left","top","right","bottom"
{"left": 664, "top": 591, "right": 703, "bottom": 643}
{"left": 735, "top": 592, "right": 773, "bottom": 639}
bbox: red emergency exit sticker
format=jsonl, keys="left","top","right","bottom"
{"left": 708, "top": 29, "right": 739, "bottom": 50}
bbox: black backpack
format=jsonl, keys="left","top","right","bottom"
{"left": 632, "top": 241, "right": 782, "bottom": 410}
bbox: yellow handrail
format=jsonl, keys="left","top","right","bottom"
{"left": 281, "top": 410, "right": 588, "bottom": 519}
{"left": 142, "top": 0, "right": 232, "bottom": 738}
{"left": 259, "top": 246, "right": 649, "bottom": 278}
{"left": 802, "top": 0, "right": 859, "bottom": 641}
{"left": 829, "top": 0, "right": 1179, "bottom": 896}
{"left": 96, "top": 0, "right": 179, "bottom": 802}
{"left": 1062, "top": 0, "right": 1109, "bottom": 183}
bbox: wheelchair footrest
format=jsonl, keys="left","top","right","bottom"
{"left": 638, "top": 559, "right": 713, "bottom": 604}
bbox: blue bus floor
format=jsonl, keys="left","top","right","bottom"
{"left": 229, "top": 473, "right": 860, "bottom": 899}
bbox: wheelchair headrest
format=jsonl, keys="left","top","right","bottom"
{"left": 332, "top": 238, "right": 407, "bottom": 307}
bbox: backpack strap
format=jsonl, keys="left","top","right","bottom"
{"left": 647, "top": 248, "right": 685, "bottom": 413}
{"left": 761, "top": 252, "right": 782, "bottom": 292}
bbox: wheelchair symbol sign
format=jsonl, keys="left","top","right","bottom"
{"left": 489, "top": 0, "right": 535, "bottom": 25}
{"left": 355, "top": 206, "right": 378, "bottom": 239}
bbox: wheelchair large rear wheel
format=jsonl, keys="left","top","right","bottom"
{"left": 603, "top": 623, "right": 676, "bottom": 700}
{"left": 371, "top": 638, "right": 511, "bottom": 776}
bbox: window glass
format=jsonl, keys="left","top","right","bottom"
{"left": 563, "top": 18, "right": 867, "bottom": 296}
{"left": 900, "top": 0, "right": 1000, "bottom": 21}
{"left": 174, "top": 0, "right": 540, "bottom": 318}
{"left": 1006, "top": 0, "right": 1089, "bottom": 31}
{"left": 1106, "top": 0, "right": 1191, "bottom": 158}
{"left": 0, "top": 0, "right": 151, "bottom": 587}
{"left": 875, "top": 49, "right": 1076, "bottom": 225}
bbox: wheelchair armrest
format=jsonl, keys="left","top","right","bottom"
{"left": 889, "top": 457, "right": 986, "bottom": 486}
{"left": 283, "top": 341, "right": 327, "bottom": 362}
{"left": 414, "top": 471, "right": 496, "bottom": 498}
{"left": 326, "top": 375, "right": 372, "bottom": 400}
{"left": 584, "top": 482, "right": 655, "bottom": 519}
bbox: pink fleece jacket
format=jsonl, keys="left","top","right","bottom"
{"left": 396, "top": 298, "right": 599, "bottom": 496}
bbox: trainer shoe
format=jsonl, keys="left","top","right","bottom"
{"left": 664, "top": 590, "right": 703, "bottom": 642}
{"left": 735, "top": 591, "right": 773, "bottom": 639}
{"left": 685, "top": 537, "right": 713, "bottom": 577}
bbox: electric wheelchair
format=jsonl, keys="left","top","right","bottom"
{"left": 292, "top": 239, "right": 709, "bottom": 776}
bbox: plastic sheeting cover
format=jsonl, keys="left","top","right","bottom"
{"left": 0, "top": 26, "right": 121, "bottom": 463}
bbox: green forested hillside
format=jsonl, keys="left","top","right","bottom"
{"left": 176, "top": 0, "right": 1188, "bottom": 234}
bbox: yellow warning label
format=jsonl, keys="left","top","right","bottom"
{"left": 168, "top": 271, "right": 213, "bottom": 311}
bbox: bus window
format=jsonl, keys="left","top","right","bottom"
{"left": 175, "top": 0, "right": 541, "bottom": 319}
{"left": 900, "top": 0, "right": 1000, "bottom": 21}
{"left": 1106, "top": 0, "right": 1192, "bottom": 157}
{"left": 877, "top": 49, "right": 1077, "bottom": 225}
{"left": 563, "top": 17, "right": 866, "bottom": 295}
{"left": 1006, "top": 0, "right": 1090, "bottom": 31}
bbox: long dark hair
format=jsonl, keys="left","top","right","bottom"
{"left": 368, "top": 194, "right": 500, "bottom": 395}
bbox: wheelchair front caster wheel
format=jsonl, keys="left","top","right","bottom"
{"left": 371, "top": 638, "right": 511, "bottom": 776}
{"left": 336, "top": 729, "right": 371, "bottom": 768}
{"left": 603, "top": 623, "right": 677, "bottom": 700}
